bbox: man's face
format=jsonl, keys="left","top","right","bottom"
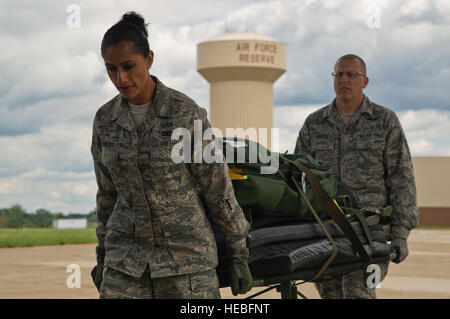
{"left": 103, "top": 41, "right": 154, "bottom": 104}
{"left": 333, "top": 58, "right": 368, "bottom": 103}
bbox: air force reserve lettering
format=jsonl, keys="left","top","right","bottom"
{"left": 236, "top": 41, "right": 277, "bottom": 64}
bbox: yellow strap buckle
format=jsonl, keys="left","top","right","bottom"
{"left": 333, "top": 199, "right": 346, "bottom": 216}
{"left": 229, "top": 168, "right": 248, "bottom": 180}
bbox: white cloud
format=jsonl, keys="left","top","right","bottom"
{"left": 0, "top": 121, "right": 93, "bottom": 176}
{"left": 397, "top": 109, "right": 450, "bottom": 156}
{"left": 273, "top": 105, "right": 450, "bottom": 156}
{"left": 399, "top": 0, "right": 430, "bottom": 17}
{"left": 1, "top": 0, "right": 449, "bottom": 214}
{"left": 273, "top": 104, "right": 324, "bottom": 153}
{"left": 0, "top": 170, "right": 97, "bottom": 213}
{"left": 408, "top": 139, "right": 434, "bottom": 155}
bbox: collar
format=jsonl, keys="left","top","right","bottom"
{"left": 322, "top": 95, "right": 375, "bottom": 122}
{"left": 150, "top": 76, "right": 178, "bottom": 118}
{"left": 110, "top": 76, "right": 176, "bottom": 131}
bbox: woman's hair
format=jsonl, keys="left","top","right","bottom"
{"left": 101, "top": 11, "right": 150, "bottom": 57}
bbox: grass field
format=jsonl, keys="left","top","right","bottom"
{"left": 0, "top": 228, "right": 97, "bottom": 248}
{"left": 0, "top": 226, "right": 448, "bottom": 249}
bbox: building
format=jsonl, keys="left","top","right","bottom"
{"left": 52, "top": 218, "right": 87, "bottom": 229}
{"left": 413, "top": 157, "right": 450, "bottom": 227}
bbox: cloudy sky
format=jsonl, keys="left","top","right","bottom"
{"left": 0, "top": 0, "right": 449, "bottom": 214}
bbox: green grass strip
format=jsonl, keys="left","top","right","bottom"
{"left": 0, "top": 228, "right": 97, "bottom": 248}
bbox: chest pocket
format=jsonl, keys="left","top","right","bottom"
{"left": 352, "top": 138, "right": 385, "bottom": 175}
{"left": 354, "top": 137, "right": 385, "bottom": 151}
{"left": 102, "top": 147, "right": 138, "bottom": 170}
{"left": 150, "top": 139, "right": 184, "bottom": 167}
{"left": 354, "top": 138, "right": 385, "bottom": 163}
{"left": 148, "top": 137, "right": 189, "bottom": 192}
{"left": 149, "top": 116, "right": 192, "bottom": 167}
{"left": 143, "top": 129, "right": 190, "bottom": 198}
{"left": 311, "top": 139, "right": 334, "bottom": 165}
{"left": 142, "top": 116, "right": 197, "bottom": 210}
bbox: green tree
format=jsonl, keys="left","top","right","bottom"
{"left": 0, "top": 214, "right": 6, "bottom": 228}
{"left": 0, "top": 205, "right": 96, "bottom": 228}
{"left": 52, "top": 212, "right": 64, "bottom": 220}
{"left": 0, "top": 204, "right": 29, "bottom": 228}
{"left": 31, "top": 209, "right": 54, "bottom": 228}
{"left": 87, "top": 208, "right": 97, "bottom": 227}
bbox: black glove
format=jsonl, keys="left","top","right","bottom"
{"left": 391, "top": 237, "right": 409, "bottom": 264}
{"left": 228, "top": 247, "right": 253, "bottom": 296}
{"left": 91, "top": 246, "right": 105, "bottom": 292}
{"left": 390, "top": 226, "right": 410, "bottom": 264}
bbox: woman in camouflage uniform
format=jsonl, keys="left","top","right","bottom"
{"left": 90, "top": 11, "right": 252, "bottom": 299}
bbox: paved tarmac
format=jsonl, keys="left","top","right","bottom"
{"left": 0, "top": 229, "right": 449, "bottom": 299}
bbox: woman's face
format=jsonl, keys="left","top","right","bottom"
{"left": 103, "top": 41, "right": 154, "bottom": 104}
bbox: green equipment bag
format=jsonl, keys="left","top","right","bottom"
{"left": 212, "top": 138, "right": 379, "bottom": 287}
{"left": 219, "top": 137, "right": 337, "bottom": 218}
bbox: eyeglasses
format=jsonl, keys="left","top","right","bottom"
{"left": 331, "top": 71, "right": 366, "bottom": 79}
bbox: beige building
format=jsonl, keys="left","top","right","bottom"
{"left": 412, "top": 157, "right": 450, "bottom": 226}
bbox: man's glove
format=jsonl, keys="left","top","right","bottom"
{"left": 90, "top": 246, "right": 105, "bottom": 292}
{"left": 228, "top": 247, "right": 253, "bottom": 296}
{"left": 390, "top": 225, "right": 410, "bottom": 264}
{"left": 391, "top": 237, "right": 409, "bottom": 264}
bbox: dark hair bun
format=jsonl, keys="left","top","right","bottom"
{"left": 121, "top": 11, "right": 148, "bottom": 38}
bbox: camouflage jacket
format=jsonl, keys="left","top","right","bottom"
{"left": 91, "top": 76, "right": 249, "bottom": 278}
{"left": 295, "top": 95, "right": 418, "bottom": 239}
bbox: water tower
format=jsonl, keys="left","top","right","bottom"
{"left": 197, "top": 31, "right": 286, "bottom": 150}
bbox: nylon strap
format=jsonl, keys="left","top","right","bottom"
{"left": 280, "top": 155, "right": 372, "bottom": 265}
{"left": 345, "top": 207, "right": 373, "bottom": 248}
{"left": 291, "top": 176, "right": 338, "bottom": 281}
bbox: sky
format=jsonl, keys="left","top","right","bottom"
{"left": 0, "top": 0, "right": 449, "bottom": 214}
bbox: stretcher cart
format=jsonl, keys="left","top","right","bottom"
{"left": 215, "top": 206, "right": 395, "bottom": 299}
{"left": 214, "top": 138, "right": 395, "bottom": 299}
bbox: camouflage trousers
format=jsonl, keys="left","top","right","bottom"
{"left": 99, "top": 266, "right": 221, "bottom": 299}
{"left": 314, "top": 260, "right": 389, "bottom": 299}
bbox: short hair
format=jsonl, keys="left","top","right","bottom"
{"left": 101, "top": 11, "right": 150, "bottom": 57}
{"left": 335, "top": 54, "right": 367, "bottom": 75}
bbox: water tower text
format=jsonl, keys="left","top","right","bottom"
{"left": 236, "top": 42, "right": 277, "bottom": 64}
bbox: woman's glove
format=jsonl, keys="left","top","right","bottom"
{"left": 90, "top": 246, "right": 105, "bottom": 292}
{"left": 228, "top": 247, "right": 253, "bottom": 296}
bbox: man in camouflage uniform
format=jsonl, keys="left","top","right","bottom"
{"left": 91, "top": 76, "right": 250, "bottom": 298}
{"left": 294, "top": 54, "right": 419, "bottom": 298}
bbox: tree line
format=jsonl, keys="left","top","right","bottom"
{"left": 0, "top": 204, "right": 97, "bottom": 228}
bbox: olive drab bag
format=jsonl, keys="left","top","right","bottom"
{"left": 218, "top": 138, "right": 337, "bottom": 218}
{"left": 212, "top": 138, "right": 376, "bottom": 286}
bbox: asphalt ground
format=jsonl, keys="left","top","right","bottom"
{"left": 0, "top": 229, "right": 449, "bottom": 299}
